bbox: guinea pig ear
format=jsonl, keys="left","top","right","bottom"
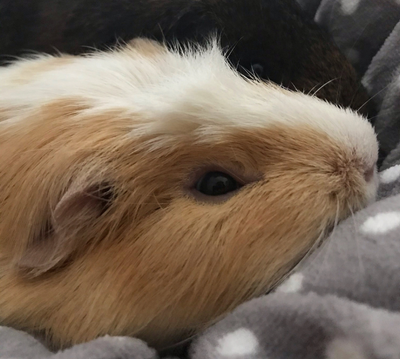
{"left": 17, "top": 181, "right": 114, "bottom": 278}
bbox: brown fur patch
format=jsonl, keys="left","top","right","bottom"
{"left": 0, "top": 98, "right": 368, "bottom": 349}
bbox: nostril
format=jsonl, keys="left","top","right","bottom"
{"left": 363, "top": 165, "right": 376, "bottom": 183}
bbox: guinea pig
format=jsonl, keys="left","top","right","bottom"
{"left": 0, "top": 0, "right": 374, "bottom": 118}
{"left": 0, "top": 38, "right": 378, "bottom": 350}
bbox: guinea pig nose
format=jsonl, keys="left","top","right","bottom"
{"left": 363, "top": 164, "right": 376, "bottom": 183}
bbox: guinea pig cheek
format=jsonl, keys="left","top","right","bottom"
{"left": 134, "top": 182, "right": 327, "bottom": 300}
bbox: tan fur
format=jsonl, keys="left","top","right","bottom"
{"left": 0, "top": 97, "right": 370, "bottom": 348}
{"left": 126, "top": 38, "right": 168, "bottom": 57}
{"left": 0, "top": 39, "right": 377, "bottom": 350}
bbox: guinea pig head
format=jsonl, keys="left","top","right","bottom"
{"left": 0, "top": 39, "right": 378, "bottom": 349}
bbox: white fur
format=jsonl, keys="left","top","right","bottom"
{"left": 0, "top": 39, "right": 378, "bottom": 172}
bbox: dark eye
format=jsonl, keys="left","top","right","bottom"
{"left": 251, "top": 63, "right": 264, "bottom": 77}
{"left": 195, "top": 171, "right": 241, "bottom": 196}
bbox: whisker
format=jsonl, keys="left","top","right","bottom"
{"left": 357, "top": 81, "right": 393, "bottom": 113}
{"left": 153, "top": 195, "right": 166, "bottom": 211}
{"left": 159, "top": 332, "right": 198, "bottom": 353}
{"left": 306, "top": 82, "right": 322, "bottom": 96}
{"left": 268, "top": 226, "right": 329, "bottom": 293}
{"left": 314, "top": 197, "right": 341, "bottom": 282}
{"left": 311, "top": 78, "right": 338, "bottom": 98}
{"left": 348, "top": 203, "right": 365, "bottom": 275}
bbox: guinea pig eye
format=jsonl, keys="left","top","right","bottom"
{"left": 251, "top": 63, "right": 264, "bottom": 77}
{"left": 195, "top": 171, "right": 241, "bottom": 196}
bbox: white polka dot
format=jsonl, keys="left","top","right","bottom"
{"left": 380, "top": 165, "right": 400, "bottom": 184}
{"left": 360, "top": 212, "right": 400, "bottom": 235}
{"left": 326, "top": 338, "right": 366, "bottom": 359}
{"left": 345, "top": 49, "right": 360, "bottom": 64}
{"left": 340, "top": 0, "right": 361, "bottom": 15}
{"left": 216, "top": 328, "right": 259, "bottom": 356}
{"left": 276, "top": 273, "right": 304, "bottom": 293}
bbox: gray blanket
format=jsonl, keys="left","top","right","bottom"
{"left": 2, "top": 0, "right": 400, "bottom": 358}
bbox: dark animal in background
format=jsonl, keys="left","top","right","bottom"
{"left": 0, "top": 0, "right": 374, "bottom": 117}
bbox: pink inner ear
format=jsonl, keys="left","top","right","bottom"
{"left": 54, "top": 185, "right": 109, "bottom": 226}
{"left": 17, "top": 183, "right": 111, "bottom": 277}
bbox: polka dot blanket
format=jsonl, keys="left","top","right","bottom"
{"left": 2, "top": 0, "right": 400, "bottom": 358}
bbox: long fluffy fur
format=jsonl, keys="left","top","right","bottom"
{"left": 0, "top": 39, "right": 378, "bottom": 349}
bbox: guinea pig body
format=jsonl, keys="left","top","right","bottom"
{"left": 0, "top": 0, "right": 372, "bottom": 117}
{"left": 0, "top": 39, "right": 378, "bottom": 349}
